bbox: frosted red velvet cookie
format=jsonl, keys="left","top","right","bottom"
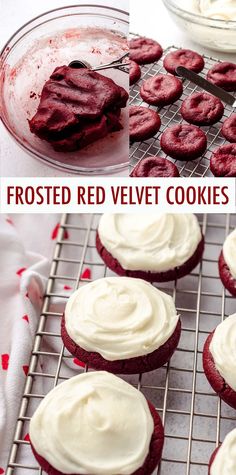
{"left": 163, "top": 49, "right": 205, "bottom": 75}
{"left": 131, "top": 156, "right": 180, "bottom": 177}
{"left": 210, "top": 144, "right": 236, "bottom": 177}
{"left": 129, "top": 106, "right": 161, "bottom": 142}
{"left": 207, "top": 62, "right": 236, "bottom": 91}
{"left": 96, "top": 214, "right": 204, "bottom": 282}
{"left": 218, "top": 228, "right": 236, "bottom": 295}
{"left": 203, "top": 314, "right": 236, "bottom": 409}
{"left": 29, "top": 66, "right": 128, "bottom": 152}
{"left": 181, "top": 92, "right": 224, "bottom": 126}
{"left": 160, "top": 124, "right": 207, "bottom": 161}
{"left": 129, "top": 59, "right": 141, "bottom": 85}
{"left": 140, "top": 74, "right": 183, "bottom": 107}
{"left": 221, "top": 114, "right": 236, "bottom": 143}
{"left": 208, "top": 429, "right": 236, "bottom": 475}
{"left": 61, "top": 277, "right": 181, "bottom": 374}
{"left": 29, "top": 371, "right": 164, "bottom": 475}
{"left": 129, "top": 37, "right": 163, "bottom": 64}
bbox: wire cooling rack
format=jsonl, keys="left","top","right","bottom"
{"left": 130, "top": 37, "right": 234, "bottom": 178}
{"left": 6, "top": 213, "right": 236, "bottom": 475}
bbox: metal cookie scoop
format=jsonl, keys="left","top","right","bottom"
{"left": 176, "top": 66, "right": 236, "bottom": 108}
{"left": 69, "top": 52, "right": 129, "bottom": 71}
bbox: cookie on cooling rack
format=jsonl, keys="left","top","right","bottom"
{"left": 130, "top": 156, "right": 180, "bottom": 177}
{"left": 207, "top": 62, "right": 236, "bottom": 91}
{"left": 181, "top": 92, "right": 224, "bottom": 126}
{"left": 163, "top": 49, "right": 205, "bottom": 75}
{"left": 160, "top": 124, "right": 207, "bottom": 161}
{"left": 140, "top": 74, "right": 183, "bottom": 107}
{"left": 129, "top": 59, "right": 141, "bottom": 85}
{"left": 208, "top": 428, "right": 236, "bottom": 475}
{"left": 96, "top": 213, "right": 204, "bottom": 282}
{"left": 29, "top": 371, "right": 164, "bottom": 475}
{"left": 129, "top": 37, "right": 163, "bottom": 64}
{"left": 129, "top": 106, "right": 161, "bottom": 142}
{"left": 218, "top": 228, "right": 236, "bottom": 295}
{"left": 221, "top": 114, "right": 236, "bottom": 143}
{"left": 61, "top": 277, "right": 181, "bottom": 374}
{"left": 210, "top": 143, "right": 236, "bottom": 177}
{"left": 203, "top": 314, "right": 236, "bottom": 410}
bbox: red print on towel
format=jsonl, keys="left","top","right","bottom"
{"left": 81, "top": 268, "right": 91, "bottom": 280}
{"left": 6, "top": 218, "right": 14, "bottom": 225}
{"left": 22, "top": 365, "right": 29, "bottom": 376}
{"left": 64, "top": 285, "right": 72, "bottom": 291}
{"left": 1, "top": 354, "right": 9, "bottom": 371}
{"left": 16, "top": 267, "right": 27, "bottom": 277}
{"left": 0, "top": 468, "right": 5, "bottom": 473}
{"left": 22, "top": 315, "right": 29, "bottom": 323}
{"left": 24, "top": 433, "right": 30, "bottom": 441}
{"left": 51, "top": 223, "right": 69, "bottom": 240}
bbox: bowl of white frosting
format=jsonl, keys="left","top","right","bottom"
{"left": 163, "top": 0, "right": 236, "bottom": 52}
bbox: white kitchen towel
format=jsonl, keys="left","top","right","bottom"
{"left": 0, "top": 214, "right": 62, "bottom": 472}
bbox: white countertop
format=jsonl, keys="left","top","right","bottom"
{"left": 1, "top": 0, "right": 235, "bottom": 177}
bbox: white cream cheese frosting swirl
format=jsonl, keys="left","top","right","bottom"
{"left": 29, "top": 371, "right": 154, "bottom": 475}
{"left": 65, "top": 277, "right": 179, "bottom": 361}
{"left": 210, "top": 313, "right": 236, "bottom": 391}
{"left": 190, "top": 0, "right": 236, "bottom": 20}
{"left": 98, "top": 213, "right": 202, "bottom": 272}
{"left": 223, "top": 228, "right": 236, "bottom": 279}
{"left": 210, "top": 428, "right": 236, "bottom": 475}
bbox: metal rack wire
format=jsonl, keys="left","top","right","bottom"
{"left": 6, "top": 213, "right": 236, "bottom": 475}
{"left": 130, "top": 37, "right": 234, "bottom": 178}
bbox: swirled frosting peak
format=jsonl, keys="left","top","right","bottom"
{"left": 210, "top": 313, "right": 236, "bottom": 391}
{"left": 98, "top": 213, "right": 202, "bottom": 272}
{"left": 223, "top": 228, "right": 236, "bottom": 279}
{"left": 65, "top": 277, "right": 179, "bottom": 361}
{"left": 210, "top": 428, "right": 236, "bottom": 475}
{"left": 29, "top": 371, "right": 154, "bottom": 475}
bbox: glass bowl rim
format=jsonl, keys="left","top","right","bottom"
{"left": 162, "top": 0, "right": 236, "bottom": 28}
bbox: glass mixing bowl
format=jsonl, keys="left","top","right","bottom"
{"left": 163, "top": 0, "right": 236, "bottom": 53}
{"left": 0, "top": 4, "right": 129, "bottom": 175}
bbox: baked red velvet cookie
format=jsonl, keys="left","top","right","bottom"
{"left": 131, "top": 156, "right": 180, "bottom": 177}
{"left": 96, "top": 214, "right": 204, "bottom": 283}
{"left": 31, "top": 401, "right": 164, "bottom": 475}
{"left": 218, "top": 229, "right": 236, "bottom": 296}
{"left": 218, "top": 251, "right": 236, "bottom": 296}
{"left": 203, "top": 323, "right": 236, "bottom": 410}
{"left": 129, "top": 59, "right": 141, "bottom": 85}
{"left": 129, "top": 106, "right": 161, "bottom": 141}
{"left": 29, "top": 372, "right": 165, "bottom": 475}
{"left": 208, "top": 447, "right": 219, "bottom": 475}
{"left": 207, "top": 62, "right": 236, "bottom": 91}
{"left": 221, "top": 114, "right": 236, "bottom": 143}
{"left": 208, "top": 429, "right": 236, "bottom": 474}
{"left": 129, "top": 37, "right": 163, "bottom": 64}
{"left": 29, "top": 66, "right": 128, "bottom": 152}
{"left": 62, "top": 277, "right": 181, "bottom": 374}
{"left": 181, "top": 92, "right": 224, "bottom": 126}
{"left": 210, "top": 143, "right": 236, "bottom": 177}
{"left": 140, "top": 74, "right": 183, "bottom": 107}
{"left": 163, "top": 49, "right": 205, "bottom": 75}
{"left": 160, "top": 124, "right": 207, "bottom": 161}
{"left": 62, "top": 316, "right": 181, "bottom": 375}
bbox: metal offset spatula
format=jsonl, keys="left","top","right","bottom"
{"left": 69, "top": 52, "right": 129, "bottom": 71}
{"left": 176, "top": 66, "right": 236, "bottom": 108}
